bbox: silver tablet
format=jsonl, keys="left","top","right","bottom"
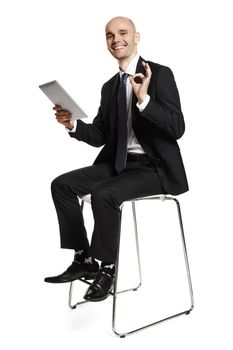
{"left": 39, "top": 80, "right": 88, "bottom": 120}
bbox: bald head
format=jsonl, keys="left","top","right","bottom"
{"left": 105, "top": 16, "right": 136, "bottom": 33}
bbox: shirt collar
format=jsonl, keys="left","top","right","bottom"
{"left": 119, "top": 54, "right": 140, "bottom": 77}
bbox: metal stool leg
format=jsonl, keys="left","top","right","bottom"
{"left": 112, "top": 201, "right": 143, "bottom": 337}
{"left": 68, "top": 279, "right": 91, "bottom": 309}
{"left": 112, "top": 195, "right": 194, "bottom": 338}
{"left": 170, "top": 197, "right": 194, "bottom": 311}
{"left": 131, "top": 201, "right": 142, "bottom": 290}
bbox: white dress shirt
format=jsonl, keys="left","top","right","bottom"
{"left": 68, "top": 54, "right": 150, "bottom": 154}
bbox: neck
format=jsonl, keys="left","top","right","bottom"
{"left": 118, "top": 52, "right": 137, "bottom": 72}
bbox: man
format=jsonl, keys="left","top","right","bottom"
{"left": 44, "top": 16, "right": 188, "bottom": 302}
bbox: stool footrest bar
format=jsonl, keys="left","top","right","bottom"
{"left": 113, "top": 307, "right": 194, "bottom": 337}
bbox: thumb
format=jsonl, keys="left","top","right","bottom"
{"left": 129, "top": 75, "right": 137, "bottom": 89}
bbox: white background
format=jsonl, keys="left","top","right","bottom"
{"left": 1, "top": 0, "right": 233, "bottom": 348}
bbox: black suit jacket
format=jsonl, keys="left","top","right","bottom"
{"left": 70, "top": 57, "right": 189, "bottom": 195}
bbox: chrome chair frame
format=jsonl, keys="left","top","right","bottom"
{"left": 68, "top": 195, "right": 194, "bottom": 338}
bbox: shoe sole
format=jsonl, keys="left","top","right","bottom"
{"left": 84, "top": 294, "right": 110, "bottom": 302}
{"left": 84, "top": 288, "right": 113, "bottom": 302}
{"left": 44, "top": 270, "right": 99, "bottom": 283}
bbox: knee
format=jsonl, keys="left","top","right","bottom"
{"left": 90, "top": 185, "right": 118, "bottom": 207}
{"left": 51, "top": 174, "right": 67, "bottom": 194}
{"left": 90, "top": 185, "right": 107, "bottom": 202}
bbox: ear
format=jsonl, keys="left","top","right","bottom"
{"left": 134, "top": 32, "right": 140, "bottom": 45}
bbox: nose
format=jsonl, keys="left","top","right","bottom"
{"left": 113, "top": 33, "right": 122, "bottom": 44}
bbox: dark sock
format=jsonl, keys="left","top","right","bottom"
{"left": 101, "top": 261, "right": 115, "bottom": 276}
{"left": 74, "top": 249, "right": 94, "bottom": 264}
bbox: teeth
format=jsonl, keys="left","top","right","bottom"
{"left": 114, "top": 46, "right": 125, "bottom": 50}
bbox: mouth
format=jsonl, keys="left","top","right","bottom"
{"left": 112, "top": 43, "right": 127, "bottom": 51}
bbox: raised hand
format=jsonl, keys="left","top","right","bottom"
{"left": 129, "top": 61, "right": 152, "bottom": 103}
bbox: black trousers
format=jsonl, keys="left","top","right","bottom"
{"left": 51, "top": 155, "right": 164, "bottom": 262}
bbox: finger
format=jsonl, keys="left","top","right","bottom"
{"left": 53, "top": 105, "right": 62, "bottom": 111}
{"left": 132, "top": 73, "right": 145, "bottom": 80}
{"left": 55, "top": 112, "right": 71, "bottom": 117}
{"left": 55, "top": 111, "right": 71, "bottom": 116}
{"left": 130, "top": 73, "right": 145, "bottom": 85}
{"left": 145, "top": 64, "right": 152, "bottom": 78}
{"left": 129, "top": 75, "right": 138, "bottom": 88}
{"left": 142, "top": 62, "right": 152, "bottom": 78}
{"left": 56, "top": 115, "right": 71, "bottom": 123}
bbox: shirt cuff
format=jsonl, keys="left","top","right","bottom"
{"left": 136, "top": 95, "right": 150, "bottom": 112}
{"left": 66, "top": 119, "right": 77, "bottom": 133}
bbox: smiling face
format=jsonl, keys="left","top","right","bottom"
{"left": 105, "top": 17, "right": 140, "bottom": 67}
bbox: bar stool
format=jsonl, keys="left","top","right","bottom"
{"left": 68, "top": 194, "right": 194, "bottom": 337}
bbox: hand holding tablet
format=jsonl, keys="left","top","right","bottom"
{"left": 52, "top": 104, "right": 74, "bottom": 129}
{"left": 39, "top": 80, "right": 88, "bottom": 121}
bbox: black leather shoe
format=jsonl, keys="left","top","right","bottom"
{"left": 44, "top": 260, "right": 99, "bottom": 283}
{"left": 83, "top": 269, "right": 114, "bottom": 302}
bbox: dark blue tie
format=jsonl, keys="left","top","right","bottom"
{"left": 115, "top": 73, "right": 128, "bottom": 173}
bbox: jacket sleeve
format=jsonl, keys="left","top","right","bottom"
{"left": 69, "top": 92, "right": 106, "bottom": 147}
{"left": 140, "top": 66, "right": 185, "bottom": 140}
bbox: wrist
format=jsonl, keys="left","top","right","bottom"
{"left": 136, "top": 94, "right": 150, "bottom": 112}
{"left": 67, "top": 121, "right": 74, "bottom": 129}
{"left": 138, "top": 93, "right": 147, "bottom": 104}
{"left": 66, "top": 119, "right": 77, "bottom": 133}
